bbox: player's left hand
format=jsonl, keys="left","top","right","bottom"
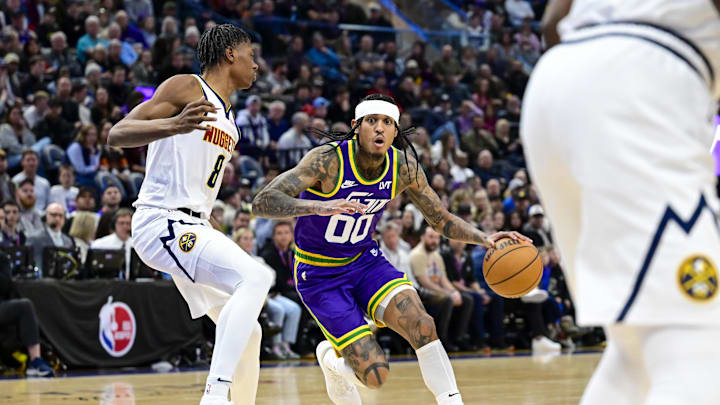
{"left": 487, "top": 231, "right": 532, "bottom": 248}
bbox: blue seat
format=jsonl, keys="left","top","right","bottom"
{"left": 42, "top": 144, "right": 66, "bottom": 172}
{"left": 94, "top": 171, "right": 127, "bottom": 200}
{"left": 237, "top": 155, "right": 263, "bottom": 183}
{"left": 126, "top": 172, "right": 144, "bottom": 201}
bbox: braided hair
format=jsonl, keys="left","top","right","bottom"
{"left": 197, "top": 24, "right": 251, "bottom": 74}
{"left": 310, "top": 94, "right": 420, "bottom": 183}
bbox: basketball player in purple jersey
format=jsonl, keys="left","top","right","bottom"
{"left": 253, "top": 94, "right": 529, "bottom": 405}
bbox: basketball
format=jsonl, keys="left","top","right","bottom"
{"left": 483, "top": 238, "right": 543, "bottom": 298}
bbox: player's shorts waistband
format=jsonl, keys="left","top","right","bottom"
{"left": 564, "top": 21, "right": 714, "bottom": 91}
{"left": 294, "top": 246, "right": 363, "bottom": 267}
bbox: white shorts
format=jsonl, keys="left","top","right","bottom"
{"left": 521, "top": 24, "right": 720, "bottom": 326}
{"left": 132, "top": 206, "right": 268, "bottom": 318}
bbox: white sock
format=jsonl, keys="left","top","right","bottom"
{"left": 206, "top": 309, "right": 262, "bottom": 405}
{"left": 416, "top": 340, "right": 463, "bottom": 405}
{"left": 204, "top": 375, "right": 231, "bottom": 399}
{"left": 231, "top": 321, "right": 261, "bottom": 404}
{"left": 323, "top": 347, "right": 365, "bottom": 387}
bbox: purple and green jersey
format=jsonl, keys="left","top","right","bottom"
{"left": 293, "top": 139, "right": 412, "bottom": 351}
{"left": 295, "top": 138, "right": 399, "bottom": 266}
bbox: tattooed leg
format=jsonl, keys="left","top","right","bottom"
{"left": 381, "top": 290, "right": 439, "bottom": 349}
{"left": 339, "top": 335, "right": 390, "bottom": 389}
{"left": 381, "top": 289, "right": 464, "bottom": 404}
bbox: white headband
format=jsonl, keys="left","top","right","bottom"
{"left": 354, "top": 100, "right": 400, "bottom": 124}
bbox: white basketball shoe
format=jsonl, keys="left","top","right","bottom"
{"left": 316, "top": 340, "right": 362, "bottom": 405}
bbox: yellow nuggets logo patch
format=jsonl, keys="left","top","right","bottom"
{"left": 178, "top": 232, "right": 197, "bottom": 253}
{"left": 677, "top": 255, "right": 718, "bottom": 302}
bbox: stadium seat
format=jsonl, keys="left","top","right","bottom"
{"left": 42, "top": 144, "right": 66, "bottom": 172}
{"left": 125, "top": 172, "right": 144, "bottom": 201}
{"left": 237, "top": 156, "right": 264, "bottom": 184}
{"left": 94, "top": 172, "right": 127, "bottom": 200}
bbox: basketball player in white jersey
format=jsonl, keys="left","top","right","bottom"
{"left": 521, "top": 1, "right": 720, "bottom": 404}
{"left": 107, "top": 24, "right": 272, "bottom": 405}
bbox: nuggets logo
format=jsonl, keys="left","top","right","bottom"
{"left": 179, "top": 232, "right": 197, "bottom": 253}
{"left": 98, "top": 297, "right": 136, "bottom": 357}
{"left": 677, "top": 255, "right": 718, "bottom": 302}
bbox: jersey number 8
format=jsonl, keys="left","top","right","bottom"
{"left": 325, "top": 214, "right": 373, "bottom": 244}
{"left": 206, "top": 154, "right": 225, "bottom": 188}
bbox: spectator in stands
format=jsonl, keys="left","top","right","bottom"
{"left": 0, "top": 105, "right": 44, "bottom": 169}
{"left": 95, "top": 185, "right": 122, "bottom": 239}
{"left": 157, "top": 50, "right": 190, "bottom": 84}
{"left": 267, "top": 61, "right": 292, "bottom": 95}
{"left": 522, "top": 205, "right": 553, "bottom": 248}
{"left": 235, "top": 227, "right": 301, "bottom": 360}
{"left": 2, "top": 54, "right": 22, "bottom": 101}
{"left": 236, "top": 95, "right": 270, "bottom": 161}
{"left": 91, "top": 87, "right": 115, "bottom": 126}
{"left": 366, "top": 3, "right": 394, "bottom": 44}
{"left": 277, "top": 111, "right": 311, "bottom": 169}
{"left": 442, "top": 239, "right": 503, "bottom": 350}
{"left": 49, "top": 164, "right": 79, "bottom": 214}
{"left": 69, "top": 211, "right": 97, "bottom": 265}
{"left": 305, "top": 32, "right": 344, "bottom": 83}
{"left": 63, "top": 186, "right": 97, "bottom": 233}
{"left": 261, "top": 221, "right": 297, "bottom": 302}
{"left": 0, "top": 149, "right": 15, "bottom": 203}
{"left": 66, "top": 124, "right": 101, "bottom": 187}
{"left": 410, "top": 226, "right": 473, "bottom": 351}
{"left": 505, "top": 0, "right": 535, "bottom": 26}
{"left": 23, "top": 91, "right": 49, "bottom": 131}
{"left": 474, "top": 149, "right": 505, "bottom": 184}
{"left": 106, "top": 66, "right": 132, "bottom": 108}
{"left": 12, "top": 150, "right": 50, "bottom": 212}
{"left": 91, "top": 207, "right": 133, "bottom": 279}
{"left": 15, "top": 178, "right": 43, "bottom": 235}
{"left": 432, "top": 45, "right": 463, "bottom": 84}
{"left": 0, "top": 251, "right": 55, "bottom": 377}
{"left": 20, "top": 57, "right": 48, "bottom": 98}
{"left": 33, "top": 98, "right": 74, "bottom": 150}
{"left": 71, "top": 83, "right": 91, "bottom": 125}
{"left": 1, "top": 200, "right": 25, "bottom": 246}
{"left": 77, "top": 15, "right": 108, "bottom": 65}
{"left": 55, "top": 77, "right": 80, "bottom": 124}
{"left": 114, "top": 10, "right": 148, "bottom": 49}
{"left": 46, "top": 31, "right": 82, "bottom": 77}
{"left": 124, "top": 0, "right": 154, "bottom": 25}
{"left": 266, "top": 100, "right": 288, "bottom": 148}
{"left": 27, "top": 202, "right": 74, "bottom": 273}
{"left": 232, "top": 208, "right": 251, "bottom": 237}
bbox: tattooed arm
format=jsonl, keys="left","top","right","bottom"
{"left": 252, "top": 145, "right": 367, "bottom": 219}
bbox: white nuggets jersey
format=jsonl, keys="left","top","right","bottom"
{"left": 558, "top": 0, "right": 720, "bottom": 98}
{"left": 134, "top": 75, "right": 239, "bottom": 217}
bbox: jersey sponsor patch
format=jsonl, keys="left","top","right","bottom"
{"left": 677, "top": 255, "right": 718, "bottom": 302}
{"left": 178, "top": 232, "right": 198, "bottom": 253}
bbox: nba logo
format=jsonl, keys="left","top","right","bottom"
{"left": 98, "top": 296, "right": 137, "bottom": 357}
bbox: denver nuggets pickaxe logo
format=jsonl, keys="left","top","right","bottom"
{"left": 178, "top": 232, "right": 197, "bottom": 253}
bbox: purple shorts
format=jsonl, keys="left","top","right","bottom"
{"left": 294, "top": 245, "right": 412, "bottom": 351}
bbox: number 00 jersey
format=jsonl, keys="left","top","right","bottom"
{"left": 133, "top": 75, "right": 240, "bottom": 217}
{"left": 295, "top": 139, "right": 399, "bottom": 266}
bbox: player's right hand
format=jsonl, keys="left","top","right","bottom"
{"left": 314, "top": 199, "right": 367, "bottom": 216}
{"left": 174, "top": 98, "right": 218, "bottom": 132}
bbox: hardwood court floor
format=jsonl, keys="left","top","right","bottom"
{"left": 0, "top": 352, "right": 601, "bottom": 405}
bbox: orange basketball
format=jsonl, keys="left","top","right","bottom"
{"left": 483, "top": 238, "right": 543, "bottom": 298}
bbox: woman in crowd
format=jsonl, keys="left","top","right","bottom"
{"left": 68, "top": 211, "right": 96, "bottom": 265}
{"left": 66, "top": 123, "right": 101, "bottom": 187}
